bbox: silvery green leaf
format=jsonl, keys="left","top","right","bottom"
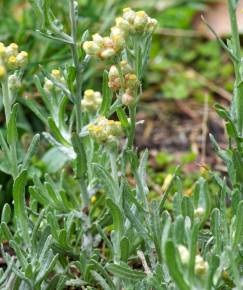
{"left": 1, "top": 203, "right": 11, "bottom": 224}
{"left": 106, "top": 263, "right": 146, "bottom": 281}
{"left": 7, "top": 103, "right": 18, "bottom": 145}
{"left": 233, "top": 200, "right": 243, "bottom": 247}
{"left": 13, "top": 170, "right": 29, "bottom": 244}
{"left": 164, "top": 240, "right": 190, "bottom": 290}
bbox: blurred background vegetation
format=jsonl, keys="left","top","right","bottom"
{"left": 0, "top": 0, "right": 238, "bottom": 206}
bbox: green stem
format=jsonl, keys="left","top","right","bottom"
{"left": 2, "top": 77, "right": 11, "bottom": 124}
{"left": 127, "top": 105, "right": 136, "bottom": 149}
{"left": 109, "top": 149, "right": 119, "bottom": 200}
{"left": 228, "top": 0, "right": 242, "bottom": 134}
{"left": 10, "top": 143, "right": 18, "bottom": 180}
{"left": 1, "top": 78, "right": 18, "bottom": 178}
{"left": 69, "top": 1, "right": 89, "bottom": 208}
{"left": 79, "top": 179, "right": 89, "bottom": 208}
{"left": 69, "top": 0, "right": 82, "bottom": 133}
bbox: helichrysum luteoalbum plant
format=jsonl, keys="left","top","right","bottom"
{"left": 0, "top": 1, "right": 242, "bottom": 290}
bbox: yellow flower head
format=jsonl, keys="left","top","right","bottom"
{"left": 51, "top": 69, "right": 61, "bottom": 79}
{"left": 0, "top": 65, "right": 6, "bottom": 79}
{"left": 7, "top": 56, "right": 17, "bottom": 68}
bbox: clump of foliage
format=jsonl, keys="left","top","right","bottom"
{"left": 0, "top": 1, "right": 242, "bottom": 290}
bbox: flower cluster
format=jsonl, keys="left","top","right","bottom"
{"left": 44, "top": 69, "right": 65, "bottom": 92}
{"left": 117, "top": 8, "right": 157, "bottom": 34}
{"left": 0, "top": 42, "right": 28, "bottom": 80}
{"left": 81, "top": 89, "right": 102, "bottom": 113}
{"left": 108, "top": 60, "right": 139, "bottom": 106}
{"left": 82, "top": 8, "right": 157, "bottom": 59}
{"left": 88, "top": 116, "right": 123, "bottom": 144}
{"left": 178, "top": 245, "right": 208, "bottom": 276}
{"left": 83, "top": 31, "right": 125, "bottom": 59}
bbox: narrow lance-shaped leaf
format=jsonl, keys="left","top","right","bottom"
{"left": 48, "top": 117, "right": 70, "bottom": 147}
{"left": 90, "top": 259, "right": 115, "bottom": 290}
{"left": 93, "top": 163, "right": 117, "bottom": 200}
{"left": 165, "top": 240, "right": 190, "bottom": 290}
{"left": 21, "top": 133, "right": 40, "bottom": 171}
{"left": 91, "top": 271, "right": 112, "bottom": 290}
{"left": 106, "top": 263, "right": 146, "bottom": 281}
{"left": 13, "top": 170, "right": 29, "bottom": 243}
{"left": 99, "top": 70, "right": 113, "bottom": 116}
{"left": 7, "top": 103, "right": 18, "bottom": 145}
{"left": 106, "top": 198, "right": 124, "bottom": 235}
{"left": 1, "top": 203, "right": 11, "bottom": 224}
{"left": 211, "top": 208, "right": 221, "bottom": 255}
{"left": 71, "top": 133, "right": 87, "bottom": 178}
{"left": 233, "top": 200, "right": 243, "bottom": 247}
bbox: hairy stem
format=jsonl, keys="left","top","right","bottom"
{"left": 228, "top": 0, "right": 242, "bottom": 134}
{"left": 127, "top": 105, "right": 136, "bottom": 149}
{"left": 2, "top": 77, "right": 11, "bottom": 124}
{"left": 69, "top": 0, "right": 82, "bottom": 133}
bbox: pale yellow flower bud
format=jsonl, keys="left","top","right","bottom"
{"left": 16, "top": 51, "right": 28, "bottom": 67}
{"left": 83, "top": 41, "right": 100, "bottom": 55}
{"left": 115, "top": 17, "right": 130, "bottom": 31}
{"left": 100, "top": 48, "right": 116, "bottom": 59}
{"left": 109, "top": 65, "right": 119, "bottom": 79}
{"left": 134, "top": 11, "right": 149, "bottom": 31}
{"left": 125, "top": 73, "right": 139, "bottom": 89}
{"left": 0, "top": 42, "right": 6, "bottom": 57}
{"left": 120, "top": 60, "right": 132, "bottom": 74}
{"left": 123, "top": 7, "right": 136, "bottom": 24}
{"left": 82, "top": 89, "right": 102, "bottom": 112}
{"left": 0, "top": 65, "right": 6, "bottom": 80}
{"left": 91, "top": 195, "right": 97, "bottom": 203}
{"left": 92, "top": 33, "right": 104, "bottom": 46}
{"left": 51, "top": 69, "right": 61, "bottom": 79}
{"left": 108, "top": 77, "right": 121, "bottom": 91}
{"left": 195, "top": 255, "right": 208, "bottom": 275}
{"left": 112, "top": 35, "right": 125, "bottom": 51}
{"left": 89, "top": 117, "right": 123, "bottom": 144}
{"left": 194, "top": 207, "right": 205, "bottom": 218}
{"left": 178, "top": 245, "right": 190, "bottom": 265}
{"left": 5, "top": 43, "right": 18, "bottom": 57}
{"left": 44, "top": 78, "right": 54, "bottom": 91}
{"left": 7, "top": 56, "right": 17, "bottom": 68}
{"left": 121, "top": 90, "right": 134, "bottom": 106}
{"left": 107, "top": 120, "right": 123, "bottom": 136}
{"left": 103, "top": 37, "right": 114, "bottom": 48}
{"left": 147, "top": 18, "right": 158, "bottom": 32}
{"left": 110, "top": 26, "right": 125, "bottom": 39}
{"left": 88, "top": 124, "right": 109, "bottom": 143}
